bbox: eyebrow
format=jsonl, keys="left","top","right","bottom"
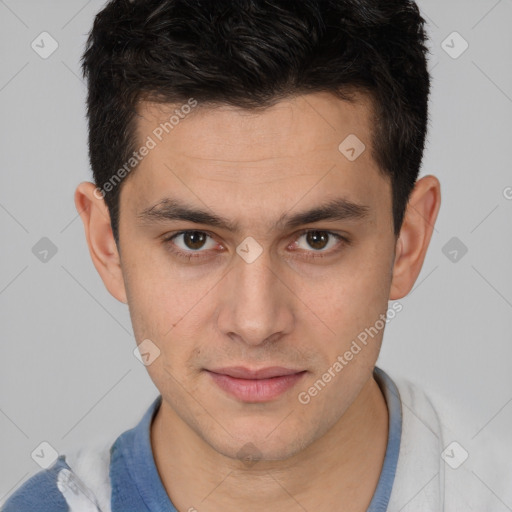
{"left": 137, "top": 196, "right": 370, "bottom": 232}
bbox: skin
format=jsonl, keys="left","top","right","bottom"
{"left": 75, "top": 91, "right": 441, "bottom": 512}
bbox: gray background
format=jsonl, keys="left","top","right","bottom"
{"left": 1, "top": 0, "right": 511, "bottom": 506}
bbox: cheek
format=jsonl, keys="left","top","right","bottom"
{"left": 322, "top": 252, "right": 392, "bottom": 331}
{"left": 304, "top": 251, "right": 393, "bottom": 384}
{"left": 122, "top": 249, "right": 211, "bottom": 374}
{"left": 122, "top": 246, "right": 204, "bottom": 336}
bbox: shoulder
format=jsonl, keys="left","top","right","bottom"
{"left": 65, "top": 436, "right": 114, "bottom": 512}
{"left": 389, "top": 373, "right": 512, "bottom": 511}
{"left": 384, "top": 374, "right": 445, "bottom": 511}
{"left": 1, "top": 439, "right": 113, "bottom": 512}
{"left": 1, "top": 455, "right": 72, "bottom": 512}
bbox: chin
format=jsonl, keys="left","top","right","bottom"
{"left": 203, "top": 422, "right": 314, "bottom": 464}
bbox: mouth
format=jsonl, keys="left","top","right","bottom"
{"left": 205, "top": 366, "right": 307, "bottom": 402}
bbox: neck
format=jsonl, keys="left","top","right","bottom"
{"left": 151, "top": 375, "right": 388, "bottom": 512}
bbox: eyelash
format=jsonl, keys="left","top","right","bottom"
{"left": 162, "top": 229, "right": 350, "bottom": 262}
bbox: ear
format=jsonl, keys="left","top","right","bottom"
{"left": 389, "top": 175, "right": 441, "bottom": 300}
{"left": 74, "top": 182, "right": 128, "bottom": 304}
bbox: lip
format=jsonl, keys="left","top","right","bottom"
{"left": 205, "top": 366, "right": 307, "bottom": 402}
{"left": 208, "top": 366, "right": 303, "bottom": 379}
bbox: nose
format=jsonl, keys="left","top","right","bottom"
{"left": 216, "top": 245, "right": 294, "bottom": 347}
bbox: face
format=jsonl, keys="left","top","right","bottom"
{"left": 117, "top": 92, "right": 397, "bottom": 461}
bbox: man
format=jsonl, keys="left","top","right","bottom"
{"left": 2, "top": 1, "right": 509, "bottom": 511}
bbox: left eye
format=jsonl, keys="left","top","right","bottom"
{"left": 168, "top": 231, "right": 217, "bottom": 252}
{"left": 293, "top": 230, "right": 343, "bottom": 252}
{"left": 296, "top": 230, "right": 341, "bottom": 252}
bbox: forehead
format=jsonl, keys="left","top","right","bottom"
{"left": 121, "top": 91, "right": 390, "bottom": 230}
{"left": 134, "top": 91, "right": 375, "bottom": 166}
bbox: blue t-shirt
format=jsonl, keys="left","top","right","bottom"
{"left": 1, "top": 366, "right": 402, "bottom": 512}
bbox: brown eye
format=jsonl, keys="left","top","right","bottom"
{"left": 305, "top": 230, "right": 330, "bottom": 250}
{"left": 295, "top": 230, "right": 340, "bottom": 252}
{"left": 289, "top": 230, "right": 349, "bottom": 260}
{"left": 166, "top": 231, "right": 217, "bottom": 253}
{"left": 182, "top": 231, "right": 208, "bottom": 250}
